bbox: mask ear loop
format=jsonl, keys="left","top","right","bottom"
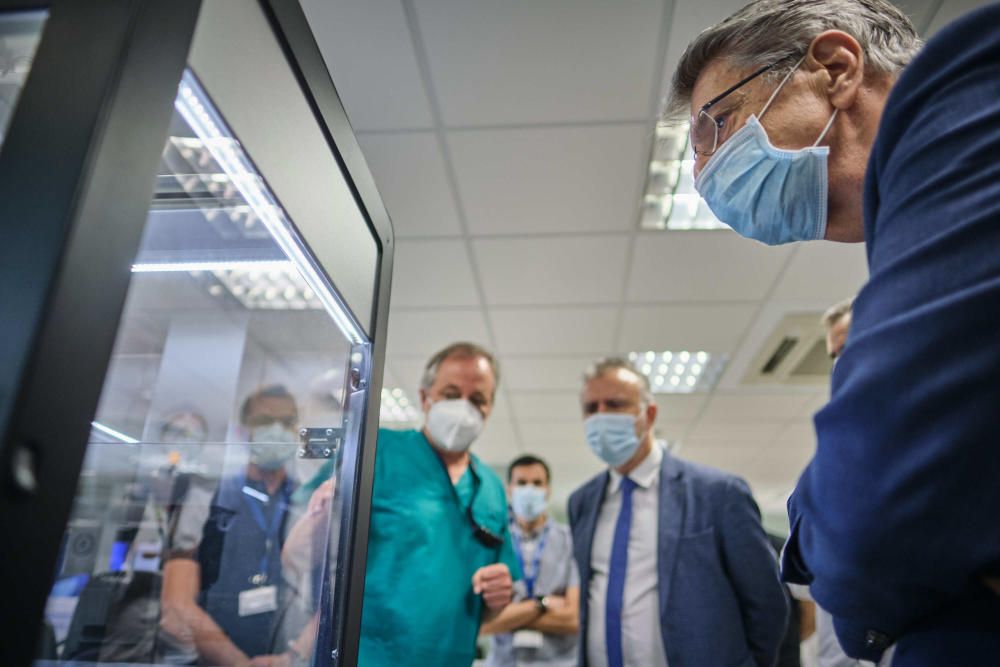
{"left": 759, "top": 55, "right": 807, "bottom": 119}
{"left": 812, "top": 108, "right": 839, "bottom": 147}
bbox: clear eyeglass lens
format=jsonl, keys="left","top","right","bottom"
{"left": 692, "top": 110, "right": 718, "bottom": 156}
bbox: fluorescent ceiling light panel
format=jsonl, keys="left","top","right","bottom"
{"left": 639, "top": 123, "right": 729, "bottom": 231}
{"left": 380, "top": 387, "right": 421, "bottom": 424}
{"left": 174, "top": 71, "right": 366, "bottom": 344}
{"left": 627, "top": 350, "right": 727, "bottom": 394}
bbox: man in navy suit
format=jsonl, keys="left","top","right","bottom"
{"left": 666, "top": 1, "right": 1000, "bottom": 663}
{"left": 567, "top": 358, "right": 787, "bottom": 667}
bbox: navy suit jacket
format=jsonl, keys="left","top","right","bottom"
{"left": 783, "top": 2, "right": 1000, "bottom": 660}
{"left": 568, "top": 452, "right": 788, "bottom": 667}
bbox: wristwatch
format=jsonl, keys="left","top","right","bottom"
{"left": 534, "top": 595, "right": 550, "bottom": 614}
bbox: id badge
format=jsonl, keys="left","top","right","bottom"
{"left": 512, "top": 630, "right": 544, "bottom": 649}
{"left": 238, "top": 585, "right": 278, "bottom": 617}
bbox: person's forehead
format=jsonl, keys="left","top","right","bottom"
{"left": 511, "top": 463, "right": 548, "bottom": 481}
{"left": 251, "top": 395, "right": 296, "bottom": 416}
{"left": 689, "top": 57, "right": 757, "bottom": 112}
{"left": 433, "top": 354, "right": 495, "bottom": 387}
{"left": 583, "top": 369, "right": 642, "bottom": 397}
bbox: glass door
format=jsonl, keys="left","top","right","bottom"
{"left": 0, "top": 9, "right": 45, "bottom": 149}
{"left": 36, "top": 71, "right": 370, "bottom": 667}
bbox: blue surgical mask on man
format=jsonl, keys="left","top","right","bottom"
{"left": 511, "top": 485, "right": 548, "bottom": 521}
{"left": 695, "top": 57, "right": 838, "bottom": 245}
{"left": 584, "top": 413, "right": 644, "bottom": 467}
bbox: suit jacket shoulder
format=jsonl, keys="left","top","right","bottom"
{"left": 567, "top": 469, "right": 608, "bottom": 523}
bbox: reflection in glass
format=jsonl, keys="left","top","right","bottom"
{"left": 0, "top": 10, "right": 46, "bottom": 148}
{"left": 37, "top": 72, "right": 368, "bottom": 666}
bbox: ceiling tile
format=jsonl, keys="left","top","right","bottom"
{"left": 385, "top": 308, "right": 491, "bottom": 360}
{"left": 686, "top": 420, "right": 784, "bottom": 442}
{"left": 415, "top": 0, "right": 664, "bottom": 125}
{"left": 301, "top": 0, "right": 434, "bottom": 131}
{"left": 699, "top": 392, "right": 815, "bottom": 423}
{"left": 503, "top": 357, "right": 596, "bottom": 392}
{"left": 659, "top": 0, "right": 747, "bottom": 110}
{"left": 474, "top": 235, "right": 630, "bottom": 306}
{"left": 390, "top": 240, "right": 480, "bottom": 307}
{"left": 474, "top": 416, "right": 520, "bottom": 466}
{"left": 518, "top": 422, "right": 587, "bottom": 449}
{"left": 449, "top": 125, "right": 648, "bottom": 235}
{"left": 509, "top": 391, "right": 582, "bottom": 423}
{"left": 923, "top": 0, "right": 988, "bottom": 35}
{"left": 627, "top": 232, "right": 792, "bottom": 302}
{"left": 774, "top": 421, "right": 817, "bottom": 446}
{"left": 654, "top": 420, "right": 691, "bottom": 441}
{"left": 769, "top": 243, "right": 869, "bottom": 302}
{"left": 798, "top": 392, "right": 830, "bottom": 418}
{"left": 892, "top": 0, "right": 950, "bottom": 33}
{"left": 357, "top": 133, "right": 462, "bottom": 237}
{"left": 491, "top": 306, "right": 618, "bottom": 356}
{"left": 678, "top": 441, "right": 765, "bottom": 474}
{"left": 618, "top": 304, "right": 757, "bottom": 352}
{"left": 653, "top": 394, "right": 708, "bottom": 422}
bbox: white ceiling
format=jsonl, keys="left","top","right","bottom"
{"left": 301, "top": 0, "right": 980, "bottom": 520}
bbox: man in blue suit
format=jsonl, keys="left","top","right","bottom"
{"left": 666, "top": 1, "right": 1000, "bottom": 663}
{"left": 567, "top": 358, "right": 787, "bottom": 667}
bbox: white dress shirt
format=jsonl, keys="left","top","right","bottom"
{"left": 586, "top": 442, "right": 668, "bottom": 667}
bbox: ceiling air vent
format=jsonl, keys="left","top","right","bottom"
{"left": 744, "top": 313, "right": 833, "bottom": 386}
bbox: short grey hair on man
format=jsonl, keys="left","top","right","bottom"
{"left": 664, "top": 0, "right": 922, "bottom": 121}
{"left": 821, "top": 296, "right": 855, "bottom": 330}
{"left": 582, "top": 357, "right": 655, "bottom": 405}
{"left": 420, "top": 342, "right": 501, "bottom": 398}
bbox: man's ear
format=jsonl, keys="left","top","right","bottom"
{"left": 419, "top": 388, "right": 430, "bottom": 412}
{"left": 646, "top": 400, "right": 658, "bottom": 428}
{"left": 807, "top": 29, "right": 865, "bottom": 110}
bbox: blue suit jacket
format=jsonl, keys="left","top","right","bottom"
{"left": 568, "top": 453, "right": 788, "bottom": 667}
{"left": 783, "top": 2, "right": 1000, "bottom": 660}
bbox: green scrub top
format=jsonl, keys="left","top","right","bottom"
{"left": 359, "top": 428, "right": 521, "bottom": 667}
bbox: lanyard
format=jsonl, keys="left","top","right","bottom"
{"left": 240, "top": 480, "right": 288, "bottom": 584}
{"left": 510, "top": 522, "right": 549, "bottom": 598}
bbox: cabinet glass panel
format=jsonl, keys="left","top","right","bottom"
{"left": 0, "top": 10, "right": 46, "bottom": 149}
{"left": 36, "top": 71, "right": 369, "bottom": 666}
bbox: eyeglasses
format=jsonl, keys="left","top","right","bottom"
{"left": 690, "top": 61, "right": 780, "bottom": 157}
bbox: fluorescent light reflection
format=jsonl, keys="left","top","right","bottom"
{"left": 132, "top": 260, "right": 293, "bottom": 273}
{"left": 91, "top": 421, "right": 139, "bottom": 444}
{"left": 173, "top": 71, "right": 366, "bottom": 344}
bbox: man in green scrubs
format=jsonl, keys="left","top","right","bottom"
{"left": 360, "top": 342, "right": 521, "bottom": 667}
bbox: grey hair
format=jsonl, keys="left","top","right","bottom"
{"left": 664, "top": 0, "right": 922, "bottom": 121}
{"left": 821, "top": 296, "right": 855, "bottom": 330}
{"left": 420, "top": 342, "right": 501, "bottom": 397}
{"left": 582, "top": 357, "right": 655, "bottom": 405}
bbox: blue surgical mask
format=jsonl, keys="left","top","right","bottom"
{"left": 511, "top": 486, "right": 548, "bottom": 521}
{"left": 249, "top": 422, "right": 298, "bottom": 471}
{"left": 584, "top": 413, "right": 642, "bottom": 467}
{"left": 695, "top": 58, "right": 838, "bottom": 245}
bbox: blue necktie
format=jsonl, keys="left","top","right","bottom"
{"left": 606, "top": 476, "right": 637, "bottom": 667}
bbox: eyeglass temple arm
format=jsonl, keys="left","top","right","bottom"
{"left": 699, "top": 61, "right": 781, "bottom": 112}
